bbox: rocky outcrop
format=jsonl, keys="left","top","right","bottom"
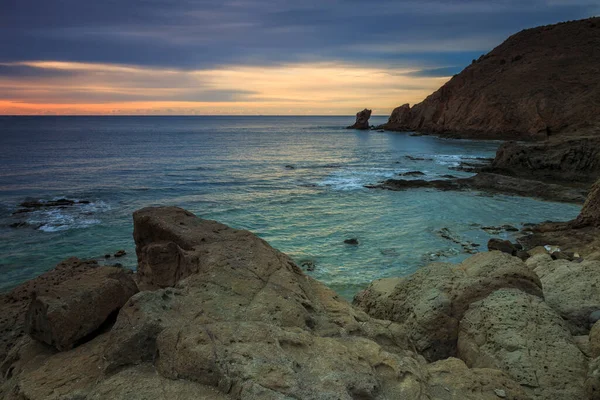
{"left": 354, "top": 252, "right": 542, "bottom": 361}
{"left": 367, "top": 172, "right": 588, "bottom": 203}
{"left": 379, "top": 104, "right": 411, "bottom": 130}
{"left": 525, "top": 255, "right": 600, "bottom": 335}
{"left": 2, "top": 207, "right": 534, "bottom": 400}
{"left": 488, "top": 136, "right": 600, "bottom": 183}
{"left": 576, "top": 179, "right": 600, "bottom": 227}
{"left": 25, "top": 266, "right": 138, "bottom": 351}
{"left": 519, "top": 178, "right": 600, "bottom": 256}
{"left": 381, "top": 17, "right": 600, "bottom": 140}
{"left": 458, "top": 289, "right": 587, "bottom": 400}
{"left": 346, "top": 108, "right": 372, "bottom": 130}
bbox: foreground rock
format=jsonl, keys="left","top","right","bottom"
{"left": 367, "top": 172, "right": 587, "bottom": 203}
{"left": 0, "top": 258, "right": 101, "bottom": 363}
{"left": 26, "top": 266, "right": 138, "bottom": 351}
{"left": 354, "top": 252, "right": 542, "bottom": 361}
{"left": 458, "top": 289, "right": 587, "bottom": 400}
{"left": 380, "top": 17, "right": 600, "bottom": 140}
{"left": 1, "top": 207, "right": 530, "bottom": 400}
{"left": 526, "top": 255, "right": 600, "bottom": 335}
{"left": 346, "top": 108, "right": 372, "bottom": 130}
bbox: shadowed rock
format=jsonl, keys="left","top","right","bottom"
{"left": 366, "top": 173, "right": 587, "bottom": 203}
{"left": 346, "top": 109, "right": 372, "bottom": 130}
{"left": 26, "top": 266, "right": 138, "bottom": 351}
{"left": 380, "top": 17, "right": 600, "bottom": 140}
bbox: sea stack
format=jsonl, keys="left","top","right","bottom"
{"left": 346, "top": 108, "right": 372, "bottom": 130}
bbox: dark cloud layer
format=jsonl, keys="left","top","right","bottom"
{"left": 1, "top": 0, "right": 597, "bottom": 70}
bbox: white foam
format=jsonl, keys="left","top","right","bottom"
{"left": 318, "top": 168, "right": 396, "bottom": 191}
{"left": 24, "top": 199, "right": 110, "bottom": 232}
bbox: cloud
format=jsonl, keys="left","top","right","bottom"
{"left": 0, "top": 60, "right": 450, "bottom": 114}
{"left": 0, "top": 0, "right": 597, "bottom": 114}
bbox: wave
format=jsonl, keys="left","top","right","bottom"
{"left": 16, "top": 198, "right": 111, "bottom": 233}
{"left": 318, "top": 168, "right": 396, "bottom": 191}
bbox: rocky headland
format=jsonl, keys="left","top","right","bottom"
{"left": 378, "top": 17, "right": 600, "bottom": 140}
{"left": 1, "top": 196, "right": 600, "bottom": 399}
{"left": 352, "top": 18, "right": 600, "bottom": 201}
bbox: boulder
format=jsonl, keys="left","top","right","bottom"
{"left": 0, "top": 257, "right": 100, "bottom": 364}
{"left": 354, "top": 252, "right": 542, "bottom": 361}
{"left": 346, "top": 109, "right": 372, "bottom": 130}
{"left": 487, "top": 238, "right": 518, "bottom": 256}
{"left": 527, "top": 257, "right": 600, "bottom": 334}
{"left": 458, "top": 289, "right": 587, "bottom": 400}
{"left": 26, "top": 266, "right": 138, "bottom": 351}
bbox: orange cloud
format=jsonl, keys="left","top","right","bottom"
{"left": 0, "top": 61, "right": 450, "bottom": 115}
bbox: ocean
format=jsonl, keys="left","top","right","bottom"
{"left": 0, "top": 116, "right": 580, "bottom": 299}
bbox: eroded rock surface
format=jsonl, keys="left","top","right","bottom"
{"left": 354, "top": 252, "right": 542, "bottom": 361}
{"left": 0, "top": 258, "right": 100, "bottom": 362}
{"left": 525, "top": 256, "right": 600, "bottom": 335}
{"left": 458, "top": 289, "right": 587, "bottom": 400}
{"left": 2, "top": 207, "right": 534, "bottom": 400}
{"left": 26, "top": 266, "right": 138, "bottom": 351}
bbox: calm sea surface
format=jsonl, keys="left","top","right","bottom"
{"left": 0, "top": 116, "right": 580, "bottom": 299}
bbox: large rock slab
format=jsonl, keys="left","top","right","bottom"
{"left": 458, "top": 289, "right": 587, "bottom": 400}
{"left": 25, "top": 266, "right": 138, "bottom": 351}
{"left": 354, "top": 252, "right": 542, "bottom": 361}
{"left": 525, "top": 256, "right": 600, "bottom": 334}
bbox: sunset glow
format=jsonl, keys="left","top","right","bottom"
{"left": 0, "top": 61, "right": 450, "bottom": 115}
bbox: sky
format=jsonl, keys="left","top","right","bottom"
{"left": 0, "top": 0, "right": 598, "bottom": 116}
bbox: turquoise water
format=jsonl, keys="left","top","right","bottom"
{"left": 0, "top": 116, "right": 580, "bottom": 299}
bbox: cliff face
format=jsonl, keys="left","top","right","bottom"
{"left": 383, "top": 17, "right": 600, "bottom": 140}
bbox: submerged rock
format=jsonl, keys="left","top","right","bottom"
{"left": 346, "top": 109, "right": 372, "bottom": 130}
{"left": 344, "top": 238, "right": 359, "bottom": 245}
{"left": 399, "top": 171, "right": 426, "bottom": 177}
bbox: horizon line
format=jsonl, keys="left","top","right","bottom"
{"left": 0, "top": 114, "right": 390, "bottom": 118}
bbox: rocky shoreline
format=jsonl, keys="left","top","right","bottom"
{"left": 0, "top": 187, "right": 599, "bottom": 399}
